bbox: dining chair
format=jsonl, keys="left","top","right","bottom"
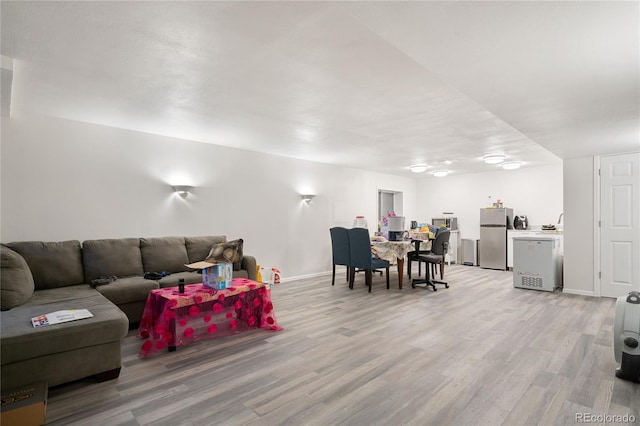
{"left": 408, "top": 226, "right": 449, "bottom": 280}
{"left": 432, "top": 226, "right": 449, "bottom": 279}
{"left": 411, "top": 230, "right": 450, "bottom": 291}
{"left": 407, "top": 239, "right": 431, "bottom": 279}
{"left": 347, "top": 227, "right": 390, "bottom": 292}
{"left": 329, "top": 227, "right": 351, "bottom": 286}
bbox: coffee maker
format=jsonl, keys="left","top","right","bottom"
{"left": 514, "top": 215, "right": 528, "bottom": 230}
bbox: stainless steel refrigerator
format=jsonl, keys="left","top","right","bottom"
{"left": 479, "top": 208, "right": 513, "bottom": 270}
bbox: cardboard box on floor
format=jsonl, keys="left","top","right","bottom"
{"left": 1, "top": 382, "right": 47, "bottom": 426}
{"left": 185, "top": 261, "right": 233, "bottom": 290}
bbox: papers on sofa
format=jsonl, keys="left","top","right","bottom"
{"left": 31, "top": 309, "right": 93, "bottom": 327}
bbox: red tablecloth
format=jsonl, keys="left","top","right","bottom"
{"left": 137, "top": 278, "right": 282, "bottom": 358}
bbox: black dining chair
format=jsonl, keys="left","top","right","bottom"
{"left": 411, "top": 230, "right": 450, "bottom": 291}
{"left": 347, "top": 227, "right": 390, "bottom": 292}
{"left": 329, "top": 227, "right": 351, "bottom": 286}
{"left": 408, "top": 227, "right": 450, "bottom": 280}
{"left": 407, "top": 239, "right": 431, "bottom": 279}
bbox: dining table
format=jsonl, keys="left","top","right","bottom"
{"left": 370, "top": 240, "right": 415, "bottom": 289}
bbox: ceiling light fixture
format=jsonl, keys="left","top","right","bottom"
{"left": 483, "top": 154, "right": 506, "bottom": 164}
{"left": 409, "top": 164, "right": 428, "bottom": 173}
{"left": 432, "top": 170, "right": 449, "bottom": 177}
{"left": 502, "top": 161, "right": 522, "bottom": 170}
{"left": 301, "top": 194, "right": 315, "bottom": 202}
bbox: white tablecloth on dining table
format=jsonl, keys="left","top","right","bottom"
{"left": 370, "top": 240, "right": 415, "bottom": 263}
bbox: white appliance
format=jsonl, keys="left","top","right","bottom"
{"left": 353, "top": 216, "right": 368, "bottom": 228}
{"left": 388, "top": 216, "right": 405, "bottom": 241}
{"left": 432, "top": 217, "right": 458, "bottom": 230}
{"left": 614, "top": 291, "right": 640, "bottom": 382}
{"left": 513, "top": 235, "right": 562, "bottom": 291}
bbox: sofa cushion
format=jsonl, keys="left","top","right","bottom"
{"left": 94, "top": 276, "right": 159, "bottom": 306}
{"left": 185, "top": 236, "right": 227, "bottom": 263}
{"left": 7, "top": 240, "right": 85, "bottom": 290}
{"left": 158, "top": 271, "right": 204, "bottom": 288}
{"left": 232, "top": 269, "right": 249, "bottom": 279}
{"left": 241, "top": 255, "right": 257, "bottom": 281}
{"left": 140, "top": 237, "right": 190, "bottom": 274}
{"left": 82, "top": 238, "right": 144, "bottom": 282}
{"left": 0, "top": 286, "right": 128, "bottom": 365}
{"left": 1, "top": 245, "right": 35, "bottom": 310}
{"left": 205, "top": 238, "right": 244, "bottom": 270}
{"left": 22, "top": 283, "right": 98, "bottom": 306}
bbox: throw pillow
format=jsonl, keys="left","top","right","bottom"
{"left": 205, "top": 239, "right": 243, "bottom": 269}
{"left": 1, "top": 245, "right": 35, "bottom": 310}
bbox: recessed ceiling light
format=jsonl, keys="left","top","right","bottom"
{"left": 502, "top": 161, "right": 522, "bottom": 170}
{"left": 432, "top": 170, "right": 449, "bottom": 177}
{"left": 443, "top": 160, "right": 453, "bottom": 165}
{"left": 410, "top": 164, "right": 428, "bottom": 173}
{"left": 483, "top": 154, "right": 506, "bottom": 164}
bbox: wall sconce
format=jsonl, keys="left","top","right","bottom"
{"left": 172, "top": 185, "right": 194, "bottom": 197}
{"left": 301, "top": 194, "right": 315, "bottom": 202}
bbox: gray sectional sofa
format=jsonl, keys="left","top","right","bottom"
{"left": 0, "top": 235, "right": 257, "bottom": 392}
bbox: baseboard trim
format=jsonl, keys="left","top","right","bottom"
{"left": 280, "top": 271, "right": 331, "bottom": 283}
{"left": 562, "top": 288, "right": 596, "bottom": 297}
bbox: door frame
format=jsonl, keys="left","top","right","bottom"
{"left": 594, "top": 152, "right": 640, "bottom": 298}
{"left": 377, "top": 189, "right": 404, "bottom": 223}
{"left": 593, "top": 156, "right": 601, "bottom": 297}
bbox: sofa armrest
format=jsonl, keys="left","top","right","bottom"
{"left": 241, "top": 256, "right": 257, "bottom": 281}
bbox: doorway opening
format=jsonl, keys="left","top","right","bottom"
{"left": 378, "top": 189, "right": 403, "bottom": 229}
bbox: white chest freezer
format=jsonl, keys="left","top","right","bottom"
{"left": 513, "top": 235, "right": 562, "bottom": 291}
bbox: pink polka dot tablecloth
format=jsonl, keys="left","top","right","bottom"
{"left": 137, "top": 278, "right": 282, "bottom": 358}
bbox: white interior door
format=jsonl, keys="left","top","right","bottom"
{"left": 600, "top": 152, "right": 640, "bottom": 298}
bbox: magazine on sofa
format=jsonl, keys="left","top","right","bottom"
{"left": 31, "top": 309, "right": 93, "bottom": 327}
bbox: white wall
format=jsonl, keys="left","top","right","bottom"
{"left": 415, "top": 164, "right": 563, "bottom": 240}
{"left": 0, "top": 113, "right": 417, "bottom": 280}
{"left": 562, "top": 156, "right": 596, "bottom": 296}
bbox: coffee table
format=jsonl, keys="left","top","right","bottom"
{"left": 137, "top": 278, "right": 282, "bottom": 357}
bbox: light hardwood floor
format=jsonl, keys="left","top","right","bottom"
{"left": 46, "top": 265, "right": 638, "bottom": 425}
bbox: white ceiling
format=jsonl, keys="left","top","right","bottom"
{"left": 1, "top": 1, "right": 638, "bottom": 177}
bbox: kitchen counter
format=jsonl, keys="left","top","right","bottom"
{"left": 509, "top": 229, "right": 563, "bottom": 235}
